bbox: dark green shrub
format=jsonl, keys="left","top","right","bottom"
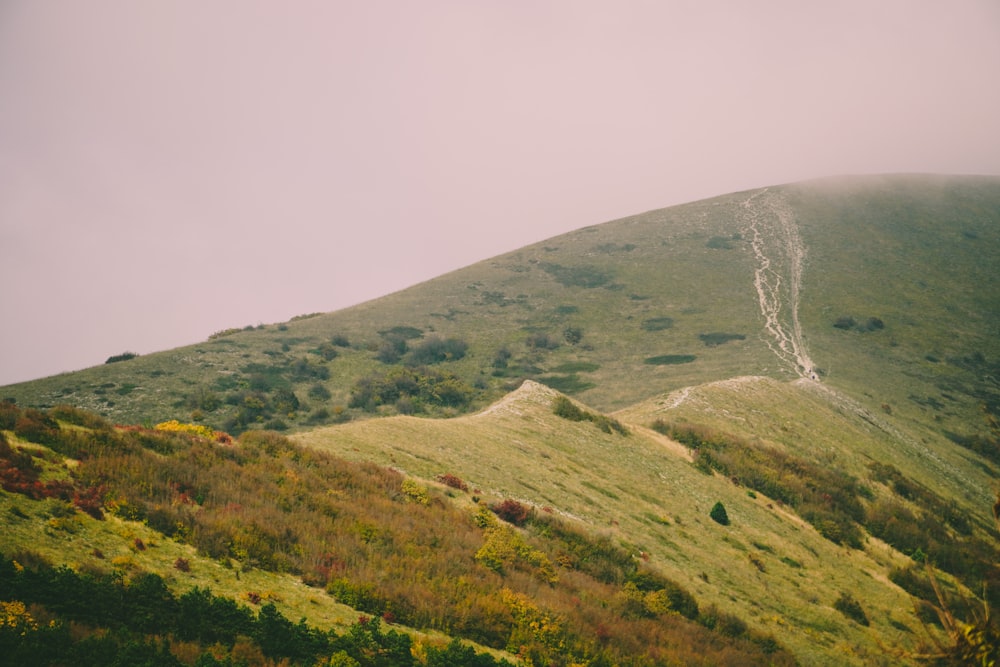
{"left": 552, "top": 396, "right": 627, "bottom": 434}
{"left": 710, "top": 502, "right": 730, "bottom": 526}
{"left": 833, "top": 316, "right": 856, "bottom": 330}
{"left": 376, "top": 339, "right": 406, "bottom": 364}
{"left": 552, "top": 396, "right": 587, "bottom": 421}
{"left": 833, "top": 592, "right": 869, "bottom": 626}
{"left": 644, "top": 354, "right": 697, "bottom": 365}
{"left": 349, "top": 367, "right": 474, "bottom": 412}
{"left": 491, "top": 347, "right": 511, "bottom": 370}
{"left": 539, "top": 262, "right": 611, "bottom": 288}
{"left": 105, "top": 352, "right": 138, "bottom": 364}
{"left": 405, "top": 336, "right": 468, "bottom": 365}
{"left": 563, "top": 327, "right": 583, "bottom": 345}
{"left": 698, "top": 332, "right": 746, "bottom": 347}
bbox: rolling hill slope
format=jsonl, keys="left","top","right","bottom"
{"left": 4, "top": 175, "right": 998, "bottom": 442}
{"left": 3, "top": 173, "right": 1000, "bottom": 664}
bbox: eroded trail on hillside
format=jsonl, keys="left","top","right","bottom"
{"left": 741, "top": 189, "right": 817, "bottom": 380}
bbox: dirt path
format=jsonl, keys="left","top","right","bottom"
{"left": 741, "top": 189, "right": 817, "bottom": 380}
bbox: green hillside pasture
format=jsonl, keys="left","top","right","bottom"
{"left": 296, "top": 380, "right": 930, "bottom": 666}
{"left": 787, "top": 176, "right": 1000, "bottom": 452}
{"left": 617, "top": 375, "right": 997, "bottom": 523}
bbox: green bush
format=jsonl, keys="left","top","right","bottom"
{"left": 698, "top": 332, "right": 746, "bottom": 347}
{"left": 539, "top": 262, "right": 611, "bottom": 288}
{"left": 833, "top": 592, "right": 869, "bottom": 626}
{"left": 644, "top": 354, "right": 697, "bottom": 365}
{"left": 710, "top": 502, "right": 730, "bottom": 526}
{"left": 349, "top": 367, "right": 474, "bottom": 412}
{"left": 551, "top": 396, "right": 627, "bottom": 434}
{"left": 104, "top": 352, "right": 138, "bottom": 364}
{"left": 405, "top": 336, "right": 468, "bottom": 365}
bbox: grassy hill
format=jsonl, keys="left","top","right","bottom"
{"left": 3, "top": 174, "right": 1000, "bottom": 664}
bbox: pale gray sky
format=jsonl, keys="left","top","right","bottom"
{"left": 2, "top": 1, "right": 1000, "bottom": 385}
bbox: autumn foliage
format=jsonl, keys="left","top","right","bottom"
{"left": 0, "top": 402, "right": 794, "bottom": 665}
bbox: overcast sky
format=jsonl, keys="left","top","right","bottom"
{"left": 2, "top": 1, "right": 999, "bottom": 386}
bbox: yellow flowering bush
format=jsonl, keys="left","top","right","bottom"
{"left": 400, "top": 479, "right": 429, "bottom": 505}
{"left": 155, "top": 419, "right": 217, "bottom": 439}
{"left": 0, "top": 600, "right": 38, "bottom": 636}
{"left": 154, "top": 420, "right": 232, "bottom": 444}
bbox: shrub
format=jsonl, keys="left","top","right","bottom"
{"left": 864, "top": 317, "right": 885, "bottom": 331}
{"left": 404, "top": 336, "right": 468, "bottom": 365}
{"left": 563, "top": 327, "right": 583, "bottom": 345}
{"left": 833, "top": 592, "right": 869, "bottom": 626}
{"left": 710, "top": 502, "right": 730, "bottom": 526}
{"left": 539, "top": 262, "right": 611, "bottom": 288}
{"left": 552, "top": 395, "right": 588, "bottom": 421}
{"left": 154, "top": 419, "right": 218, "bottom": 440}
{"left": 105, "top": 351, "right": 138, "bottom": 364}
{"left": 492, "top": 499, "right": 531, "bottom": 526}
{"left": 491, "top": 347, "right": 511, "bottom": 370}
{"left": 833, "top": 316, "right": 856, "bottom": 330}
{"left": 644, "top": 354, "right": 697, "bottom": 365}
{"left": 525, "top": 332, "right": 560, "bottom": 350}
{"left": 698, "top": 332, "right": 746, "bottom": 347}
{"left": 436, "top": 473, "right": 469, "bottom": 492}
{"left": 13, "top": 409, "right": 60, "bottom": 445}
{"left": 349, "top": 367, "right": 474, "bottom": 412}
{"left": 551, "top": 396, "right": 628, "bottom": 434}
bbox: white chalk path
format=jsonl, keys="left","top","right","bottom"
{"left": 741, "top": 189, "right": 818, "bottom": 381}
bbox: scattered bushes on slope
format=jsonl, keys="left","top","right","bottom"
{"left": 349, "top": 366, "right": 475, "bottom": 413}
{"left": 652, "top": 419, "right": 1000, "bottom": 623}
{"left": 0, "top": 402, "right": 794, "bottom": 666}
{"left": 652, "top": 420, "right": 865, "bottom": 547}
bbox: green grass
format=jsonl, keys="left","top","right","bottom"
{"left": 295, "top": 380, "right": 938, "bottom": 665}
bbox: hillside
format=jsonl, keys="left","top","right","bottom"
{"left": 2, "top": 174, "right": 1000, "bottom": 664}
{"left": 4, "top": 176, "right": 998, "bottom": 441}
